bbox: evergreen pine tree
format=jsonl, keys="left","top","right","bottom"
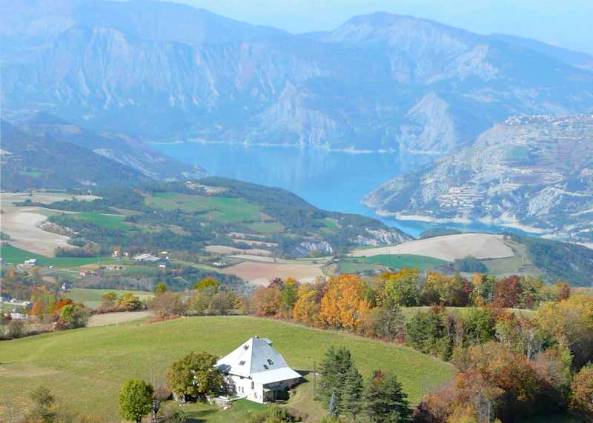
{"left": 365, "top": 370, "right": 412, "bottom": 423}
{"left": 319, "top": 347, "right": 340, "bottom": 407}
{"left": 319, "top": 346, "right": 361, "bottom": 417}
{"left": 342, "top": 365, "right": 364, "bottom": 419}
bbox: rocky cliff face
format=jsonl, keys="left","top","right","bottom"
{"left": 2, "top": 1, "right": 593, "bottom": 155}
{"left": 365, "top": 114, "right": 593, "bottom": 243}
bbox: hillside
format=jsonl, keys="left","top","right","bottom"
{"left": 0, "top": 120, "right": 150, "bottom": 190}
{"left": 348, "top": 232, "right": 593, "bottom": 286}
{"left": 9, "top": 179, "right": 409, "bottom": 260}
{"left": 2, "top": 1, "right": 593, "bottom": 154}
{"left": 366, "top": 114, "right": 593, "bottom": 243}
{"left": 0, "top": 316, "right": 454, "bottom": 421}
{"left": 0, "top": 117, "right": 204, "bottom": 191}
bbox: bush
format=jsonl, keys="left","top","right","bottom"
{"left": 7, "top": 319, "right": 26, "bottom": 339}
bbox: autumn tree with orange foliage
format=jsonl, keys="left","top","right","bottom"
{"left": 251, "top": 285, "right": 282, "bottom": 317}
{"left": 292, "top": 283, "right": 322, "bottom": 325}
{"left": 319, "top": 275, "right": 370, "bottom": 331}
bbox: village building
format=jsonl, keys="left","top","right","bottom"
{"left": 216, "top": 337, "right": 302, "bottom": 403}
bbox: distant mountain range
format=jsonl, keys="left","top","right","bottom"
{"left": 365, "top": 114, "right": 593, "bottom": 243}
{"left": 2, "top": 0, "right": 593, "bottom": 155}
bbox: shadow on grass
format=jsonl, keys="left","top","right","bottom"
{"left": 181, "top": 408, "right": 218, "bottom": 423}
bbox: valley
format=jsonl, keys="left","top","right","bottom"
{"left": 1, "top": 2, "right": 593, "bottom": 422}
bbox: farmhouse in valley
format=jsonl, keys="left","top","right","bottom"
{"left": 216, "top": 336, "right": 302, "bottom": 403}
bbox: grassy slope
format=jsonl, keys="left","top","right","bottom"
{"left": 0, "top": 316, "right": 454, "bottom": 421}
{"left": 146, "top": 192, "right": 261, "bottom": 223}
{"left": 0, "top": 245, "right": 110, "bottom": 267}
{"left": 336, "top": 254, "right": 447, "bottom": 274}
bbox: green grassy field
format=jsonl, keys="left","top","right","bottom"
{"left": 72, "top": 212, "right": 128, "bottom": 230}
{"left": 0, "top": 316, "right": 454, "bottom": 422}
{"left": 0, "top": 245, "right": 110, "bottom": 267}
{"left": 66, "top": 288, "right": 154, "bottom": 308}
{"left": 337, "top": 254, "right": 447, "bottom": 274}
{"left": 146, "top": 192, "right": 262, "bottom": 223}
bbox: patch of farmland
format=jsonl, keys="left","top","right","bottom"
{"left": 0, "top": 192, "right": 97, "bottom": 256}
{"left": 352, "top": 233, "right": 514, "bottom": 262}
{"left": 145, "top": 192, "right": 261, "bottom": 223}
{"left": 221, "top": 260, "right": 324, "bottom": 285}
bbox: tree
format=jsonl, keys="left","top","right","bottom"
{"left": 58, "top": 303, "right": 89, "bottom": 329}
{"left": 492, "top": 275, "right": 523, "bottom": 308}
{"left": 208, "top": 289, "right": 239, "bottom": 315}
{"left": 119, "top": 379, "right": 154, "bottom": 423}
{"left": 365, "top": 370, "right": 411, "bottom": 422}
{"left": 251, "top": 286, "right": 282, "bottom": 317}
{"left": 292, "top": 283, "right": 321, "bottom": 325}
{"left": 462, "top": 307, "right": 496, "bottom": 346}
{"left": 381, "top": 269, "right": 420, "bottom": 307}
{"left": 154, "top": 282, "right": 168, "bottom": 295}
{"left": 118, "top": 293, "right": 144, "bottom": 311}
{"left": 405, "top": 308, "right": 449, "bottom": 358}
{"left": 319, "top": 346, "right": 360, "bottom": 415}
{"left": 535, "top": 295, "right": 593, "bottom": 369}
{"left": 422, "top": 273, "right": 470, "bottom": 307}
{"left": 194, "top": 277, "right": 219, "bottom": 291}
{"left": 359, "top": 305, "right": 405, "bottom": 341}
{"left": 167, "top": 352, "right": 223, "bottom": 402}
{"left": 151, "top": 292, "right": 186, "bottom": 319}
{"left": 319, "top": 275, "right": 370, "bottom": 330}
{"left": 342, "top": 365, "right": 364, "bottom": 419}
{"left": 570, "top": 364, "right": 593, "bottom": 418}
{"left": 279, "top": 278, "right": 299, "bottom": 318}
{"left": 100, "top": 291, "right": 118, "bottom": 310}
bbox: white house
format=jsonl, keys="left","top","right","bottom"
{"left": 216, "top": 336, "right": 302, "bottom": 403}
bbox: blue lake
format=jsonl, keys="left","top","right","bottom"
{"left": 152, "top": 142, "right": 522, "bottom": 238}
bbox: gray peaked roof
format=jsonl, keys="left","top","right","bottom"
{"left": 216, "top": 337, "right": 301, "bottom": 385}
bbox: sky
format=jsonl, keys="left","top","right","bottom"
{"left": 175, "top": 0, "right": 593, "bottom": 54}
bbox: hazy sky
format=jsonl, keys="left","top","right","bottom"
{"left": 175, "top": 0, "right": 593, "bottom": 54}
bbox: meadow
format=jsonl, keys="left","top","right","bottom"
{"left": 0, "top": 245, "right": 109, "bottom": 267}
{"left": 0, "top": 316, "right": 454, "bottom": 422}
{"left": 336, "top": 254, "right": 446, "bottom": 274}
{"left": 145, "top": 192, "right": 262, "bottom": 223}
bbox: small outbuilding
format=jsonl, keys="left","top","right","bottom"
{"left": 216, "top": 336, "right": 302, "bottom": 403}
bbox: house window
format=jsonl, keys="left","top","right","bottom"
{"left": 263, "top": 364, "right": 269, "bottom": 370}
{"left": 267, "top": 359, "right": 274, "bottom": 365}
{"left": 239, "top": 360, "right": 246, "bottom": 366}
{"left": 251, "top": 381, "right": 255, "bottom": 390}
{"left": 243, "top": 344, "right": 249, "bottom": 350}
